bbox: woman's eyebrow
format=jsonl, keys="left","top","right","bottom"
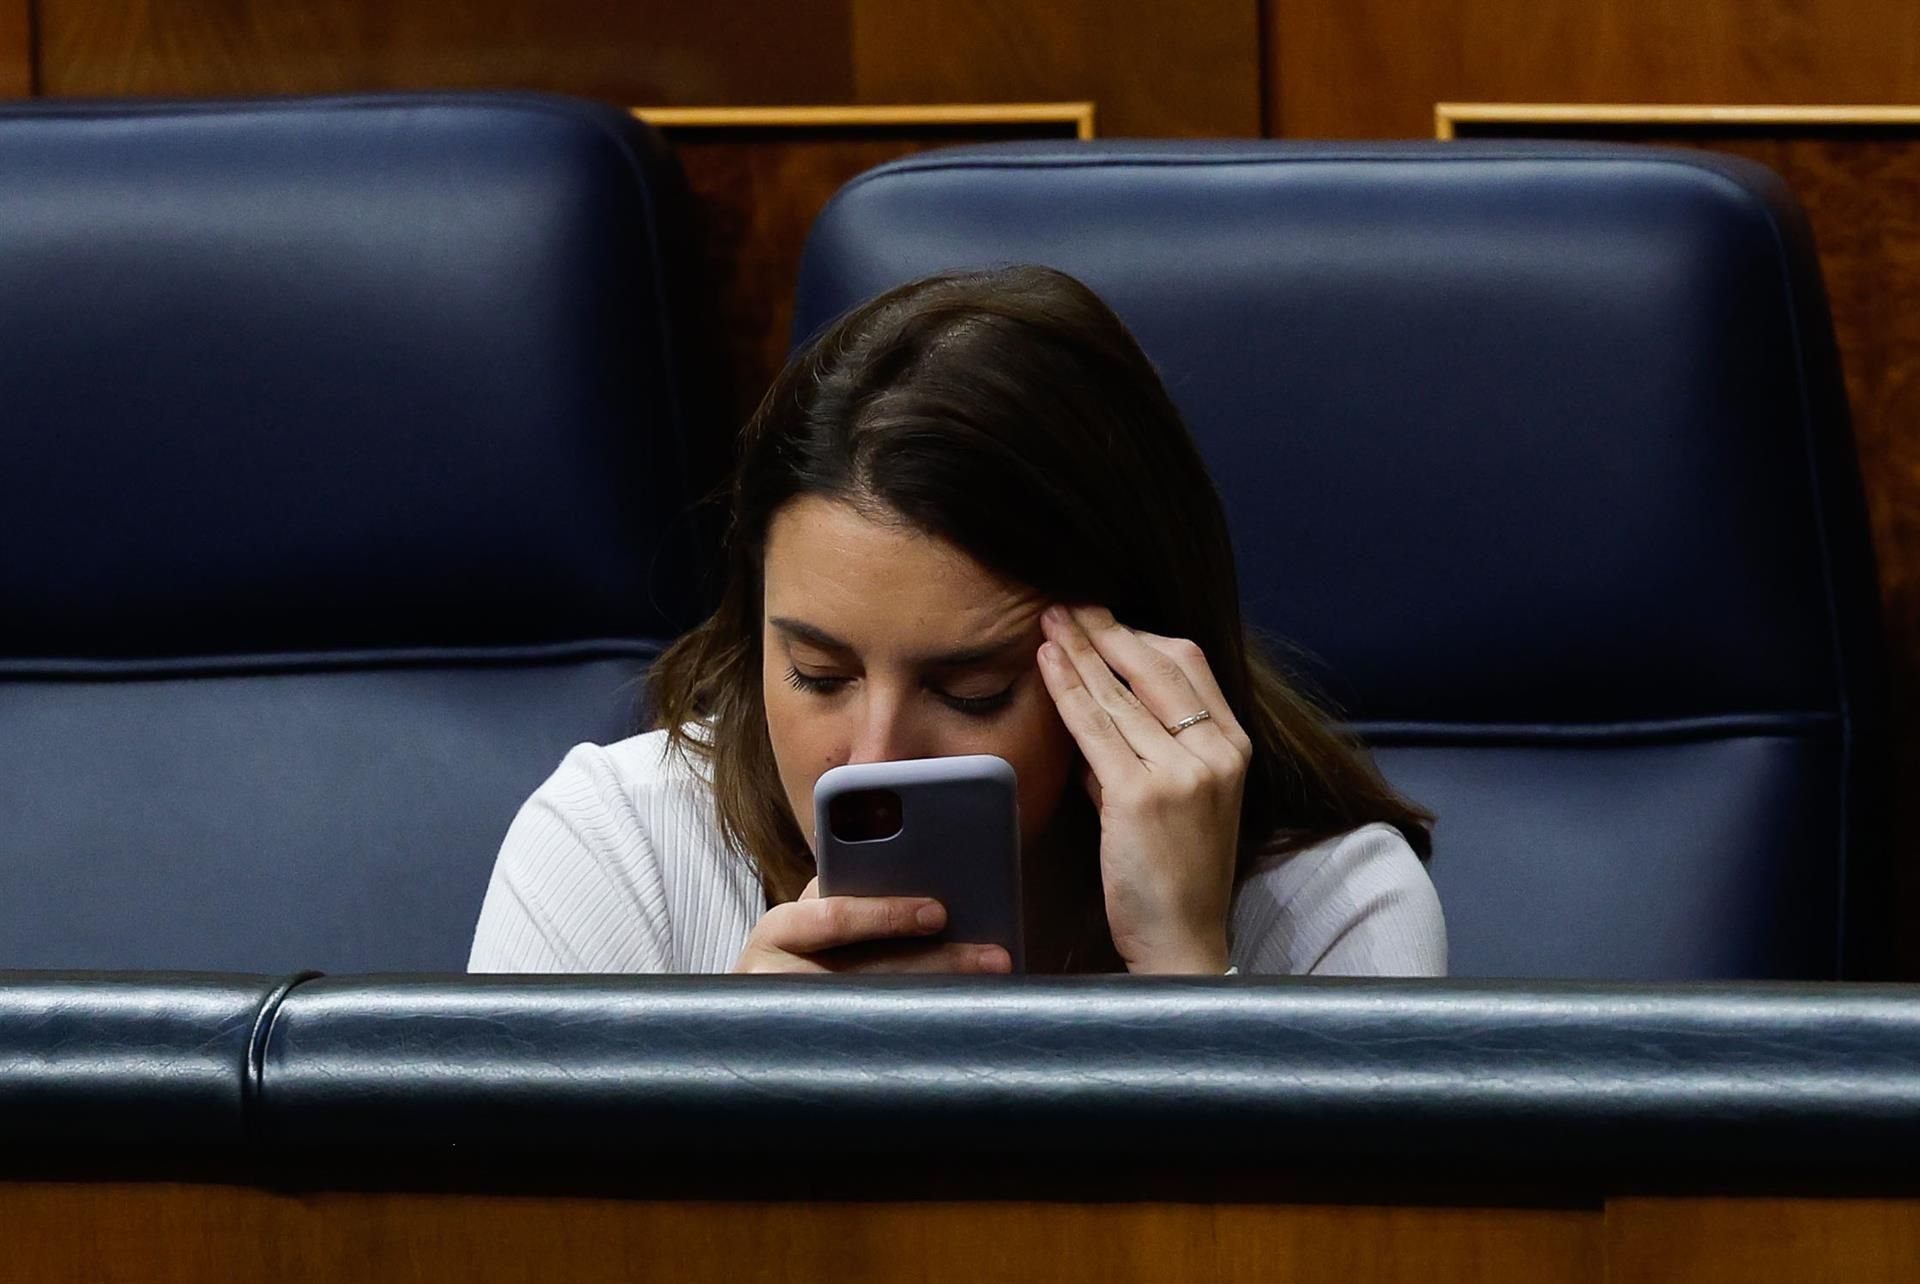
{"left": 768, "top": 617, "right": 852, "bottom": 652}
{"left": 768, "top": 617, "right": 1030, "bottom": 668}
{"left": 918, "top": 635, "right": 1028, "bottom": 668}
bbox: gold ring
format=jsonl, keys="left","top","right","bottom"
{"left": 1165, "top": 710, "right": 1212, "bottom": 735}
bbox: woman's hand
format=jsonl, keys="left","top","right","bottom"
{"left": 1037, "top": 604, "right": 1251, "bottom": 974}
{"left": 733, "top": 878, "right": 1015, "bottom": 974}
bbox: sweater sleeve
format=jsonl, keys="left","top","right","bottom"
{"left": 1228, "top": 823, "right": 1448, "bottom": 977}
{"left": 467, "top": 743, "right": 676, "bottom": 973}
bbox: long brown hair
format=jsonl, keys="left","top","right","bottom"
{"left": 650, "top": 266, "right": 1431, "bottom": 906}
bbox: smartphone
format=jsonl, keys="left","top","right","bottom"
{"left": 813, "top": 754, "right": 1024, "bottom": 972}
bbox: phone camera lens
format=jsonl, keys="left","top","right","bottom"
{"left": 828, "top": 788, "right": 904, "bottom": 843}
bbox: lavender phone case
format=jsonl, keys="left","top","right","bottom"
{"left": 813, "top": 754, "right": 1024, "bottom": 972}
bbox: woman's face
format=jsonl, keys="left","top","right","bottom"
{"left": 761, "top": 494, "right": 1077, "bottom": 852}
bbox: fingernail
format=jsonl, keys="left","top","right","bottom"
{"left": 1038, "top": 641, "right": 1058, "bottom": 664}
{"left": 1042, "top": 605, "right": 1063, "bottom": 628}
{"left": 916, "top": 903, "right": 944, "bottom": 930}
{"left": 978, "top": 946, "right": 1010, "bottom": 971}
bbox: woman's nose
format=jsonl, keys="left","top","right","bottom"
{"left": 845, "top": 690, "right": 922, "bottom": 765}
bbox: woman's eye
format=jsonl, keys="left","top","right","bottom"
{"left": 786, "top": 667, "right": 850, "bottom": 695}
{"left": 936, "top": 687, "right": 1015, "bottom": 717}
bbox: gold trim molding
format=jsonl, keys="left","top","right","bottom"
{"left": 634, "top": 102, "right": 1095, "bottom": 140}
{"left": 1436, "top": 102, "right": 1920, "bottom": 139}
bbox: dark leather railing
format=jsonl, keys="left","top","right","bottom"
{"left": 6, "top": 972, "right": 1920, "bottom": 1188}
{"left": 0, "top": 972, "right": 294, "bottom": 1144}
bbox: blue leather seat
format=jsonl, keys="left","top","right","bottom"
{"left": 0, "top": 94, "right": 713, "bottom": 971}
{"left": 793, "top": 141, "right": 1888, "bottom": 979}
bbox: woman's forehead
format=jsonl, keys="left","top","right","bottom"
{"left": 763, "top": 497, "right": 1044, "bottom": 655}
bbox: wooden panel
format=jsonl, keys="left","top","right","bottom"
{"left": 1268, "top": 0, "right": 1463, "bottom": 137}
{"left": 1610, "top": 1198, "right": 1920, "bottom": 1283}
{"left": 646, "top": 108, "right": 1087, "bottom": 432}
{"left": 0, "top": 1182, "right": 1602, "bottom": 1283}
{"left": 1444, "top": 110, "right": 1920, "bottom": 977}
{"left": 1456, "top": 0, "right": 1920, "bottom": 106}
{"left": 36, "top": 0, "right": 1263, "bottom": 136}
{"left": 1268, "top": 1, "right": 1920, "bottom": 139}
{"left": 25, "top": 1182, "right": 1920, "bottom": 1283}
{"left": 35, "top": 0, "right": 856, "bottom": 103}
{"left": 0, "top": 0, "right": 29, "bottom": 97}
{"left": 852, "top": 0, "right": 1262, "bottom": 137}
{"left": 1211, "top": 1202, "right": 1602, "bottom": 1283}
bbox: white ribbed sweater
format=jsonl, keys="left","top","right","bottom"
{"left": 467, "top": 730, "right": 1448, "bottom": 976}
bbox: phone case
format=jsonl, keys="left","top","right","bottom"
{"left": 813, "top": 754, "right": 1024, "bottom": 972}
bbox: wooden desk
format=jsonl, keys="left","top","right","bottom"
{"left": 7, "top": 1183, "right": 1918, "bottom": 1283}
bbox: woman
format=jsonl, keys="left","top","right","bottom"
{"left": 469, "top": 266, "right": 1445, "bottom": 976}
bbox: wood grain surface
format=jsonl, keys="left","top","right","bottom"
{"left": 850, "top": 0, "right": 1260, "bottom": 137}
{"left": 35, "top": 0, "right": 858, "bottom": 103}
{"left": 33, "top": 0, "right": 1261, "bottom": 138}
{"left": 16, "top": 1182, "right": 1920, "bottom": 1281}
{"left": 1609, "top": 1197, "right": 1920, "bottom": 1284}
{"left": 1269, "top": 1, "right": 1920, "bottom": 139}
{"left": 0, "top": 0, "right": 29, "bottom": 96}
{"left": 0, "top": 1182, "right": 1603, "bottom": 1284}
{"left": 1267, "top": 0, "right": 1464, "bottom": 138}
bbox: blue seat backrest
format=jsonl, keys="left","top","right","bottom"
{"left": 0, "top": 94, "right": 712, "bottom": 971}
{"left": 792, "top": 141, "right": 1888, "bottom": 979}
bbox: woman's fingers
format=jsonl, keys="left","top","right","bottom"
{"left": 1043, "top": 604, "right": 1246, "bottom": 778}
{"left": 1037, "top": 632, "right": 1148, "bottom": 788}
{"left": 737, "top": 893, "right": 1015, "bottom": 973}
{"left": 738, "top": 896, "right": 1013, "bottom": 974}
{"left": 1134, "top": 628, "right": 1253, "bottom": 755}
{"left": 1070, "top": 606, "right": 1204, "bottom": 724}
{"left": 760, "top": 893, "right": 946, "bottom": 954}
{"left": 1041, "top": 606, "right": 1176, "bottom": 767}
{"left": 814, "top": 940, "right": 1013, "bottom": 975}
